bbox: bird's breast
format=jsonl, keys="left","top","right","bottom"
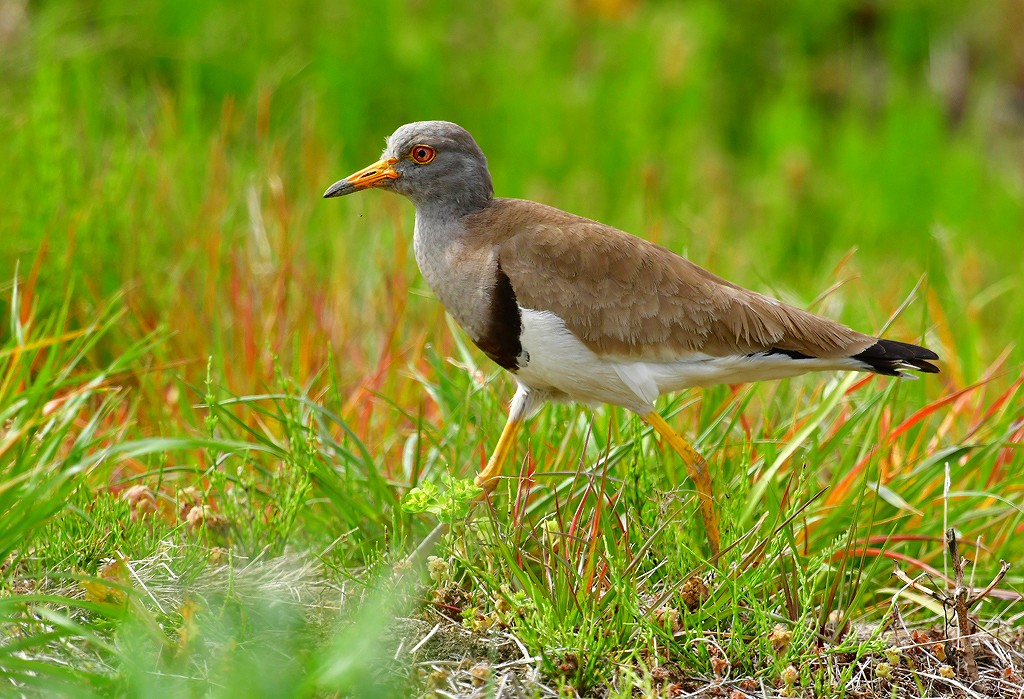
{"left": 413, "top": 219, "right": 524, "bottom": 371}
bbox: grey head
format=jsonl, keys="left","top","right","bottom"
{"left": 323, "top": 121, "right": 494, "bottom": 216}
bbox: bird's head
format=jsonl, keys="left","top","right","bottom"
{"left": 323, "top": 120, "right": 494, "bottom": 214}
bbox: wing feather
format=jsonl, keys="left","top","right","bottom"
{"left": 465, "top": 199, "right": 875, "bottom": 361}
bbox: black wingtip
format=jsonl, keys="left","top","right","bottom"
{"left": 853, "top": 339, "right": 940, "bottom": 376}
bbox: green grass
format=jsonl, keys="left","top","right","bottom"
{"left": 1, "top": 0, "right": 1023, "bottom": 696}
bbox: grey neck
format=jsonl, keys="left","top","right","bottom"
{"left": 401, "top": 153, "right": 495, "bottom": 221}
{"left": 406, "top": 188, "right": 492, "bottom": 222}
{"left": 412, "top": 197, "right": 495, "bottom": 344}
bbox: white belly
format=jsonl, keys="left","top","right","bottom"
{"left": 514, "top": 309, "right": 646, "bottom": 411}
{"left": 514, "top": 308, "right": 865, "bottom": 415}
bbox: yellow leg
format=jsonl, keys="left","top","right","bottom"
{"left": 402, "top": 415, "right": 522, "bottom": 570}
{"left": 643, "top": 411, "right": 721, "bottom": 557}
{"left": 400, "top": 413, "right": 523, "bottom": 572}
{"left": 474, "top": 414, "right": 523, "bottom": 494}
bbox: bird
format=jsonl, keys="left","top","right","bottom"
{"left": 323, "top": 120, "right": 939, "bottom": 556}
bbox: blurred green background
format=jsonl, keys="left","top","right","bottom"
{"left": 2, "top": 2, "right": 1024, "bottom": 694}
{"left": 2, "top": 0, "right": 1022, "bottom": 385}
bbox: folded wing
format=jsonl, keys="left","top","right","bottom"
{"left": 486, "top": 201, "right": 874, "bottom": 361}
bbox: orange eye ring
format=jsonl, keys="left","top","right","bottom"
{"left": 410, "top": 144, "right": 436, "bottom": 164}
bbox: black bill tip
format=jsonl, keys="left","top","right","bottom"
{"left": 323, "top": 179, "right": 356, "bottom": 198}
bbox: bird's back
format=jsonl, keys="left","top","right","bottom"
{"left": 466, "top": 198, "right": 878, "bottom": 363}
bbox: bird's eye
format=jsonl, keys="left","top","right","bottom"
{"left": 410, "top": 145, "right": 436, "bottom": 164}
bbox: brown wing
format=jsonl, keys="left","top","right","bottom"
{"left": 470, "top": 199, "right": 875, "bottom": 361}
